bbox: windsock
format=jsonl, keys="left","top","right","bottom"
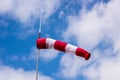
{"left": 36, "top": 38, "right": 91, "bottom": 60}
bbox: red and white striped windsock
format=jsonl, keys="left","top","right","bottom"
{"left": 36, "top": 38, "right": 91, "bottom": 60}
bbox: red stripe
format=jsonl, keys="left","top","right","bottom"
{"left": 76, "top": 48, "right": 90, "bottom": 60}
{"left": 54, "top": 40, "right": 67, "bottom": 52}
{"left": 36, "top": 38, "right": 47, "bottom": 49}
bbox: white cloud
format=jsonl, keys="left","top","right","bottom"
{"left": 29, "top": 47, "right": 59, "bottom": 62}
{"left": 99, "top": 57, "right": 120, "bottom": 80}
{"left": 4, "top": 47, "right": 59, "bottom": 64}
{"left": 41, "top": 0, "right": 60, "bottom": 21}
{"left": 64, "top": 0, "right": 120, "bottom": 50}
{"left": 0, "top": 0, "right": 14, "bottom": 13}
{"left": 60, "top": 0, "right": 120, "bottom": 79}
{"left": 40, "top": 49, "right": 59, "bottom": 61}
{"left": 0, "top": 65, "right": 53, "bottom": 80}
{"left": 14, "top": 0, "right": 40, "bottom": 23}
{"left": 59, "top": 54, "right": 91, "bottom": 79}
{"left": 84, "top": 52, "right": 120, "bottom": 80}
{"left": 0, "top": 0, "right": 60, "bottom": 23}
{"left": 0, "top": 0, "right": 61, "bottom": 39}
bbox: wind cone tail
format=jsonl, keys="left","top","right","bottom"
{"left": 84, "top": 53, "right": 91, "bottom": 60}
{"left": 76, "top": 48, "right": 91, "bottom": 60}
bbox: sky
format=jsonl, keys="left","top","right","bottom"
{"left": 0, "top": 0, "right": 120, "bottom": 80}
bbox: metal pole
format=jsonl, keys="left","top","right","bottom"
{"left": 36, "top": 50, "right": 40, "bottom": 80}
{"left": 36, "top": 1, "right": 42, "bottom": 80}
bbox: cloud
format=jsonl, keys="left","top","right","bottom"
{"left": 59, "top": 54, "right": 90, "bottom": 79}
{"left": 0, "top": 0, "right": 14, "bottom": 14}
{"left": 0, "top": 65, "right": 53, "bottom": 80}
{"left": 0, "top": 0, "right": 60, "bottom": 23}
{"left": 84, "top": 50, "right": 120, "bottom": 80}
{"left": 98, "top": 57, "right": 120, "bottom": 80}
{"left": 41, "top": 0, "right": 60, "bottom": 21}
{"left": 64, "top": 0, "right": 120, "bottom": 50}
{"left": 59, "top": 0, "right": 120, "bottom": 79}
{"left": 0, "top": 47, "right": 59, "bottom": 65}
{"left": 0, "top": 0, "right": 61, "bottom": 39}
{"left": 28, "top": 47, "right": 59, "bottom": 62}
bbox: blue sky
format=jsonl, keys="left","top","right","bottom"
{"left": 0, "top": 0, "right": 120, "bottom": 80}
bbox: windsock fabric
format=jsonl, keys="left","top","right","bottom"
{"left": 36, "top": 38, "right": 91, "bottom": 60}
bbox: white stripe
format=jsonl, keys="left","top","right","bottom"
{"left": 46, "top": 38, "right": 56, "bottom": 48}
{"left": 65, "top": 44, "right": 77, "bottom": 54}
